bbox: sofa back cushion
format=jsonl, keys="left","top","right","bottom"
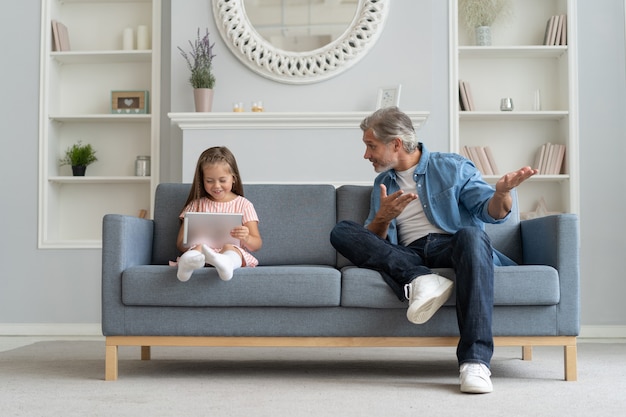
{"left": 152, "top": 183, "right": 192, "bottom": 264}
{"left": 152, "top": 183, "right": 337, "bottom": 266}
{"left": 244, "top": 184, "right": 337, "bottom": 266}
{"left": 335, "top": 185, "right": 523, "bottom": 267}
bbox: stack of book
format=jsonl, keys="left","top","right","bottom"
{"left": 534, "top": 143, "right": 566, "bottom": 175}
{"left": 461, "top": 146, "right": 499, "bottom": 175}
{"left": 51, "top": 20, "right": 71, "bottom": 51}
{"left": 458, "top": 80, "right": 475, "bottom": 111}
{"left": 543, "top": 14, "right": 567, "bottom": 46}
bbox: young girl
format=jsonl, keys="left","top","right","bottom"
{"left": 176, "top": 146, "right": 262, "bottom": 282}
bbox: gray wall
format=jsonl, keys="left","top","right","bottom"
{"left": 578, "top": 0, "right": 626, "bottom": 327}
{"left": 1, "top": 0, "right": 625, "bottom": 334}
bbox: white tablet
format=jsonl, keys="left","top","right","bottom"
{"left": 183, "top": 212, "right": 243, "bottom": 247}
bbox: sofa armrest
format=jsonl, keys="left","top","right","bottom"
{"left": 520, "top": 213, "right": 580, "bottom": 335}
{"left": 101, "top": 214, "right": 154, "bottom": 335}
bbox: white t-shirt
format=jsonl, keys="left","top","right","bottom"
{"left": 395, "top": 165, "right": 447, "bottom": 246}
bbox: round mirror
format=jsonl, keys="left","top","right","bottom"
{"left": 212, "top": 0, "right": 390, "bottom": 84}
{"left": 243, "top": 0, "right": 359, "bottom": 53}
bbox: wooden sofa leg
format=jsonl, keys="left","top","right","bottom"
{"left": 141, "top": 346, "right": 151, "bottom": 360}
{"left": 522, "top": 345, "right": 533, "bottom": 361}
{"left": 564, "top": 344, "right": 578, "bottom": 381}
{"left": 105, "top": 344, "right": 118, "bottom": 381}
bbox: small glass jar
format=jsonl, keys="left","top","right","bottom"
{"left": 135, "top": 155, "right": 150, "bottom": 176}
{"left": 251, "top": 101, "right": 264, "bottom": 112}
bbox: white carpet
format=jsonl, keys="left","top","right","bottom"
{"left": 1, "top": 341, "right": 625, "bottom": 417}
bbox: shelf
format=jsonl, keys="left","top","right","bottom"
{"left": 459, "top": 111, "right": 568, "bottom": 121}
{"left": 48, "top": 176, "right": 151, "bottom": 184}
{"left": 168, "top": 111, "right": 430, "bottom": 130}
{"left": 459, "top": 46, "right": 567, "bottom": 59}
{"left": 49, "top": 114, "right": 151, "bottom": 123}
{"left": 51, "top": 50, "right": 152, "bottom": 64}
{"left": 57, "top": 0, "right": 152, "bottom": 4}
{"left": 482, "top": 174, "right": 569, "bottom": 183}
{"left": 40, "top": 239, "right": 102, "bottom": 250}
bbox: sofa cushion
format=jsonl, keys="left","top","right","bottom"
{"left": 244, "top": 184, "right": 337, "bottom": 266}
{"left": 122, "top": 265, "right": 341, "bottom": 307}
{"left": 340, "top": 266, "right": 560, "bottom": 308}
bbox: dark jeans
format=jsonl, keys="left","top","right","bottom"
{"left": 330, "top": 220, "right": 494, "bottom": 367}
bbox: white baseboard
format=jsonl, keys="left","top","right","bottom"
{"left": 579, "top": 325, "right": 626, "bottom": 339}
{"left": 0, "top": 323, "right": 102, "bottom": 336}
{"left": 1, "top": 323, "right": 626, "bottom": 340}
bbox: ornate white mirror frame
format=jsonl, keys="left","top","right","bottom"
{"left": 212, "top": 0, "right": 390, "bottom": 84}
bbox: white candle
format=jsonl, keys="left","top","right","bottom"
{"left": 136, "top": 25, "right": 150, "bottom": 50}
{"left": 122, "top": 27, "right": 134, "bottom": 50}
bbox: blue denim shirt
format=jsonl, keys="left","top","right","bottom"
{"left": 365, "top": 142, "right": 515, "bottom": 266}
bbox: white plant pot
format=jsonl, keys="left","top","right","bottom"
{"left": 475, "top": 26, "right": 492, "bottom": 46}
{"left": 193, "top": 88, "right": 214, "bottom": 112}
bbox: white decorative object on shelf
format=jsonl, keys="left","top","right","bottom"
{"left": 475, "top": 26, "right": 492, "bottom": 46}
{"left": 122, "top": 27, "right": 134, "bottom": 50}
{"left": 136, "top": 25, "right": 150, "bottom": 50}
{"left": 376, "top": 85, "right": 402, "bottom": 109}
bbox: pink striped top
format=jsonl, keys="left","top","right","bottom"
{"left": 179, "top": 196, "right": 260, "bottom": 267}
{"left": 179, "top": 196, "right": 259, "bottom": 224}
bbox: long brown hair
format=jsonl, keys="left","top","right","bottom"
{"left": 183, "top": 146, "right": 244, "bottom": 210}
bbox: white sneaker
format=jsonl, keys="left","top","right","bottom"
{"left": 459, "top": 362, "right": 493, "bottom": 394}
{"left": 404, "top": 274, "right": 454, "bottom": 324}
{"left": 176, "top": 249, "right": 206, "bottom": 282}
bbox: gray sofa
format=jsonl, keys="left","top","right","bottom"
{"left": 102, "top": 183, "right": 580, "bottom": 381}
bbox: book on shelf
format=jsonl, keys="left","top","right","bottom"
{"left": 483, "top": 146, "right": 500, "bottom": 175}
{"left": 461, "top": 145, "right": 499, "bottom": 176}
{"left": 459, "top": 80, "right": 469, "bottom": 111}
{"left": 560, "top": 14, "right": 567, "bottom": 46}
{"left": 458, "top": 80, "right": 475, "bottom": 111}
{"left": 51, "top": 20, "right": 71, "bottom": 51}
{"left": 542, "top": 16, "right": 555, "bottom": 46}
{"left": 533, "top": 143, "right": 566, "bottom": 175}
{"left": 543, "top": 14, "right": 567, "bottom": 46}
{"left": 51, "top": 20, "right": 61, "bottom": 51}
{"left": 464, "top": 81, "right": 476, "bottom": 111}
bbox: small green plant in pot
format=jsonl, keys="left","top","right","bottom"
{"left": 59, "top": 141, "right": 98, "bottom": 176}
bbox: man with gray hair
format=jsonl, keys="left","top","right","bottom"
{"left": 330, "top": 106, "right": 537, "bottom": 394}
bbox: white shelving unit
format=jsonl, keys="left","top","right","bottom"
{"left": 38, "top": 0, "right": 161, "bottom": 249}
{"left": 449, "top": 0, "right": 579, "bottom": 216}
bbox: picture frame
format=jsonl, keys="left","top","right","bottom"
{"left": 111, "top": 90, "right": 150, "bottom": 114}
{"left": 376, "top": 85, "right": 402, "bottom": 109}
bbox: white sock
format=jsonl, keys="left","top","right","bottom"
{"left": 176, "top": 249, "right": 206, "bottom": 282}
{"left": 202, "top": 245, "right": 241, "bottom": 281}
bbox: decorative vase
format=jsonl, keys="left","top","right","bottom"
{"left": 193, "top": 88, "right": 214, "bottom": 112}
{"left": 72, "top": 165, "right": 87, "bottom": 176}
{"left": 475, "top": 26, "right": 492, "bottom": 46}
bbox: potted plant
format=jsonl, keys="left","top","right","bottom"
{"left": 178, "top": 28, "right": 216, "bottom": 112}
{"left": 458, "top": 0, "right": 512, "bottom": 45}
{"left": 59, "top": 141, "right": 98, "bottom": 176}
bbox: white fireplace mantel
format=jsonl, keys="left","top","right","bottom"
{"left": 168, "top": 111, "right": 430, "bottom": 184}
{"left": 168, "top": 111, "right": 429, "bottom": 130}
